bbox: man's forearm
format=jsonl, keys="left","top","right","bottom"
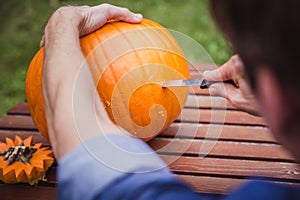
{"left": 42, "top": 6, "right": 135, "bottom": 160}
{"left": 43, "top": 9, "right": 85, "bottom": 160}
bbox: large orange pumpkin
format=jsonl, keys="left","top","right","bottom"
{"left": 26, "top": 19, "right": 189, "bottom": 141}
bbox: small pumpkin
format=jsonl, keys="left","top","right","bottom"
{"left": 0, "top": 136, "right": 54, "bottom": 185}
{"left": 26, "top": 18, "right": 189, "bottom": 141}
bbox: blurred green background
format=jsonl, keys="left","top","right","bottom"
{"left": 0, "top": 0, "right": 231, "bottom": 116}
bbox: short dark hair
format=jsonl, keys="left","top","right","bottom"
{"left": 209, "top": 0, "right": 300, "bottom": 91}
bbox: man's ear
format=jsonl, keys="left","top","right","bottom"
{"left": 255, "top": 67, "right": 287, "bottom": 140}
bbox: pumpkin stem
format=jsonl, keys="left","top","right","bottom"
{"left": 0, "top": 144, "right": 37, "bottom": 165}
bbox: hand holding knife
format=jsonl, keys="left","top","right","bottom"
{"left": 162, "top": 78, "right": 236, "bottom": 89}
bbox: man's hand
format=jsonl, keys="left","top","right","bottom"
{"left": 203, "top": 55, "right": 260, "bottom": 116}
{"left": 40, "top": 4, "right": 142, "bottom": 47}
{"left": 42, "top": 4, "right": 142, "bottom": 160}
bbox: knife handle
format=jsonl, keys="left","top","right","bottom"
{"left": 200, "top": 80, "right": 236, "bottom": 89}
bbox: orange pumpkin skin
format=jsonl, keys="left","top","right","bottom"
{"left": 26, "top": 19, "right": 189, "bottom": 141}
{"left": 0, "top": 136, "right": 54, "bottom": 185}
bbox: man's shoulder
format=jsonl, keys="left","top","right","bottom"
{"left": 226, "top": 180, "right": 300, "bottom": 200}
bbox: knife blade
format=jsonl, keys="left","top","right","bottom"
{"left": 162, "top": 78, "right": 205, "bottom": 87}
{"left": 162, "top": 78, "right": 235, "bottom": 89}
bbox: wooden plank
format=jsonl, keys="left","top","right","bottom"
{"left": 149, "top": 138, "right": 294, "bottom": 162}
{"left": 177, "top": 108, "right": 266, "bottom": 126}
{"left": 2, "top": 154, "right": 297, "bottom": 197}
{"left": 7, "top": 96, "right": 235, "bottom": 116}
{"left": 0, "top": 100, "right": 294, "bottom": 197}
{"left": 0, "top": 184, "right": 56, "bottom": 200}
{"left": 159, "top": 123, "right": 276, "bottom": 143}
{"left": 189, "top": 72, "right": 203, "bottom": 78}
{"left": 0, "top": 130, "right": 50, "bottom": 146}
{"left": 177, "top": 174, "right": 241, "bottom": 195}
{"left": 7, "top": 102, "right": 30, "bottom": 115}
{"left": 11, "top": 164, "right": 296, "bottom": 198}
{"left": 185, "top": 95, "right": 234, "bottom": 110}
{"left": 176, "top": 174, "right": 300, "bottom": 195}
{"left": 1, "top": 108, "right": 266, "bottom": 132}
{"left": 0, "top": 115, "right": 37, "bottom": 131}
{"left": 161, "top": 155, "right": 300, "bottom": 181}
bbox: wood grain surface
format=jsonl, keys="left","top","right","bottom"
{"left": 1, "top": 66, "right": 300, "bottom": 198}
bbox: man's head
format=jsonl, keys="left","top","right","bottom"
{"left": 209, "top": 0, "right": 300, "bottom": 160}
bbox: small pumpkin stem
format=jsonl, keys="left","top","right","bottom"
{"left": 0, "top": 145, "right": 37, "bottom": 165}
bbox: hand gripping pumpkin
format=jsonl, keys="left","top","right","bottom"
{"left": 26, "top": 19, "right": 189, "bottom": 141}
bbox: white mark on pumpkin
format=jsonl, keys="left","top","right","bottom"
{"left": 158, "top": 110, "right": 165, "bottom": 118}
{"left": 104, "top": 100, "right": 111, "bottom": 107}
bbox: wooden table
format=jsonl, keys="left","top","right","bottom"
{"left": 1, "top": 68, "right": 300, "bottom": 199}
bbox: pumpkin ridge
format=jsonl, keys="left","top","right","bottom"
{"left": 90, "top": 29, "right": 122, "bottom": 93}
{"left": 142, "top": 20, "right": 187, "bottom": 76}
{"left": 103, "top": 24, "right": 132, "bottom": 87}
{"left": 135, "top": 22, "right": 165, "bottom": 64}
{"left": 109, "top": 21, "right": 164, "bottom": 106}
{"left": 129, "top": 24, "right": 168, "bottom": 124}
{"left": 110, "top": 22, "right": 145, "bottom": 64}
{"left": 142, "top": 19, "right": 182, "bottom": 54}
{"left": 88, "top": 31, "right": 109, "bottom": 82}
{"left": 112, "top": 20, "right": 181, "bottom": 72}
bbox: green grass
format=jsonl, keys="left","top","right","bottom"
{"left": 0, "top": 0, "right": 231, "bottom": 116}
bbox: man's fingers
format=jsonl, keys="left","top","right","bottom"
{"left": 41, "top": 4, "right": 143, "bottom": 45}
{"left": 208, "top": 82, "right": 239, "bottom": 101}
{"left": 79, "top": 4, "right": 143, "bottom": 37}
{"left": 104, "top": 5, "right": 143, "bottom": 23}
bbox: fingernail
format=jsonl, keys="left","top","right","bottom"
{"left": 134, "top": 13, "right": 143, "bottom": 20}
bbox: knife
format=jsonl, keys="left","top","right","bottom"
{"left": 162, "top": 78, "right": 235, "bottom": 89}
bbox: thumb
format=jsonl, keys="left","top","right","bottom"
{"left": 203, "top": 69, "right": 224, "bottom": 82}
{"left": 203, "top": 63, "right": 233, "bottom": 82}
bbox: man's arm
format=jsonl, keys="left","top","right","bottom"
{"left": 42, "top": 4, "right": 142, "bottom": 160}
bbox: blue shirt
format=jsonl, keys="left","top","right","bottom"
{"left": 58, "top": 134, "right": 300, "bottom": 199}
